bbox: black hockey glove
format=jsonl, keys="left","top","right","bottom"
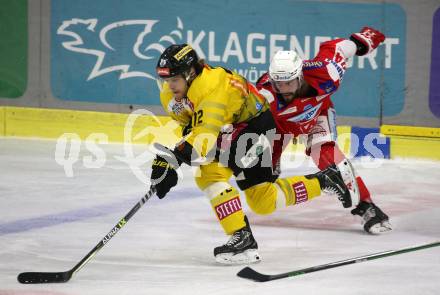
{"left": 150, "top": 145, "right": 182, "bottom": 199}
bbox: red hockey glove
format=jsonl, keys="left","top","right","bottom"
{"left": 350, "top": 27, "right": 385, "bottom": 56}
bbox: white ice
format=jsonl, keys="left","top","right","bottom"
{"left": 1, "top": 137, "right": 439, "bottom": 295}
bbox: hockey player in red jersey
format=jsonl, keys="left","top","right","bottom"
{"left": 256, "top": 27, "right": 392, "bottom": 234}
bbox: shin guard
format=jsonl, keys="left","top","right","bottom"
{"left": 204, "top": 183, "right": 246, "bottom": 235}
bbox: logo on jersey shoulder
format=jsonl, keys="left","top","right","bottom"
{"left": 287, "top": 102, "right": 323, "bottom": 123}
{"left": 303, "top": 61, "right": 324, "bottom": 70}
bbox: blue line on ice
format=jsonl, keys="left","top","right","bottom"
{"left": 0, "top": 188, "right": 199, "bottom": 235}
{"left": 0, "top": 199, "right": 137, "bottom": 235}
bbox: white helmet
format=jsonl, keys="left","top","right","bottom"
{"left": 269, "top": 50, "right": 303, "bottom": 82}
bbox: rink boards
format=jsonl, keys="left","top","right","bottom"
{"left": 0, "top": 106, "right": 439, "bottom": 160}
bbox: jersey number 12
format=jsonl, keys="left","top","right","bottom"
{"left": 192, "top": 110, "right": 204, "bottom": 127}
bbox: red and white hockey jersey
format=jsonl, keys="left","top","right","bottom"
{"left": 256, "top": 38, "right": 357, "bottom": 163}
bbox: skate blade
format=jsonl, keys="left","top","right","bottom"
{"left": 215, "top": 249, "right": 261, "bottom": 265}
{"left": 368, "top": 221, "right": 392, "bottom": 235}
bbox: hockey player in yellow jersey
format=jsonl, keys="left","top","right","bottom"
{"left": 149, "top": 44, "right": 354, "bottom": 265}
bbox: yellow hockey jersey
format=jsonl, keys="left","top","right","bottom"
{"left": 160, "top": 64, "right": 268, "bottom": 157}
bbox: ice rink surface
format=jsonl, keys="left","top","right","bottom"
{"left": 1, "top": 138, "right": 439, "bottom": 295}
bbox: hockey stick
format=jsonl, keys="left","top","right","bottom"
{"left": 17, "top": 187, "right": 156, "bottom": 284}
{"left": 237, "top": 241, "right": 440, "bottom": 282}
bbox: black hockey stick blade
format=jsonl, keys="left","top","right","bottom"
{"left": 237, "top": 267, "right": 287, "bottom": 282}
{"left": 17, "top": 271, "right": 72, "bottom": 284}
{"left": 237, "top": 241, "right": 440, "bottom": 282}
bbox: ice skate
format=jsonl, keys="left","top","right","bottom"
{"left": 351, "top": 201, "right": 392, "bottom": 234}
{"left": 311, "top": 164, "right": 352, "bottom": 208}
{"left": 214, "top": 217, "right": 261, "bottom": 265}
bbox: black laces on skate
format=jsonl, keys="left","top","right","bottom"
{"left": 227, "top": 233, "right": 241, "bottom": 246}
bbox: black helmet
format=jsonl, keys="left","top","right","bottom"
{"left": 156, "top": 44, "right": 200, "bottom": 79}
